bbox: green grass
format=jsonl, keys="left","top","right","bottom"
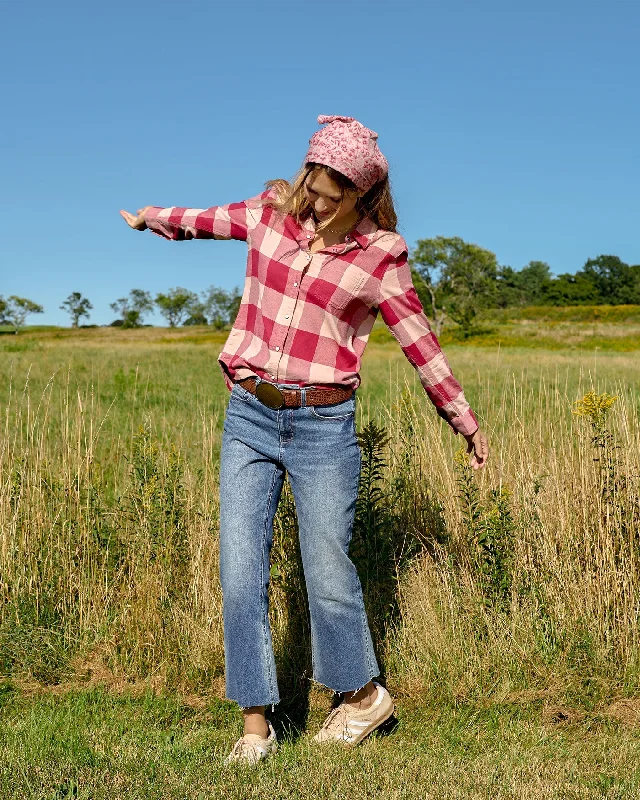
{"left": 7, "top": 303, "right": 640, "bottom": 352}
{"left": 367, "top": 305, "right": 640, "bottom": 351}
{"left": 2, "top": 684, "right": 640, "bottom": 799}
{"left": 484, "top": 304, "right": 640, "bottom": 324}
{"left": 2, "top": 319, "right": 640, "bottom": 797}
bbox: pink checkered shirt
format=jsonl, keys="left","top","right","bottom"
{"left": 144, "top": 191, "right": 478, "bottom": 436}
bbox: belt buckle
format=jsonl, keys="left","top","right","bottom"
{"left": 255, "top": 381, "right": 285, "bottom": 410}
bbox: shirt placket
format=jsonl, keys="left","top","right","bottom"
{"left": 267, "top": 243, "right": 314, "bottom": 381}
{"left": 265, "top": 229, "right": 360, "bottom": 381}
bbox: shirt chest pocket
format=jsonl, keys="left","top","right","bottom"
{"left": 309, "top": 262, "right": 369, "bottom": 312}
{"left": 330, "top": 270, "right": 368, "bottom": 310}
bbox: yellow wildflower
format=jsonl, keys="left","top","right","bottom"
{"left": 572, "top": 390, "right": 618, "bottom": 422}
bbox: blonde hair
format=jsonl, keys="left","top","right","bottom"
{"left": 265, "top": 163, "right": 398, "bottom": 233}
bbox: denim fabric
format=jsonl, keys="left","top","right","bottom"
{"left": 219, "top": 381, "right": 379, "bottom": 708}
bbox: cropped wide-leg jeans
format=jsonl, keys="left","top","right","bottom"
{"left": 219, "top": 381, "right": 379, "bottom": 708}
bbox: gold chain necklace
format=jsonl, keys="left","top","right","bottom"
{"left": 317, "top": 217, "right": 361, "bottom": 235}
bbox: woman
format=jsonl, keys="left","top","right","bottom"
{"left": 121, "top": 115, "right": 489, "bottom": 763}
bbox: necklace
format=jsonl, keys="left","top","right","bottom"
{"left": 318, "top": 217, "right": 361, "bottom": 235}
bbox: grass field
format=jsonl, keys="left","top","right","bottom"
{"left": 1, "top": 309, "right": 640, "bottom": 797}
{"left": 3, "top": 684, "right": 640, "bottom": 799}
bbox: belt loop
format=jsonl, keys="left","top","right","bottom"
{"left": 300, "top": 387, "right": 307, "bottom": 407}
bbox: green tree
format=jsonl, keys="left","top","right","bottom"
{"left": 60, "top": 292, "right": 93, "bottom": 327}
{"left": 411, "top": 236, "right": 498, "bottom": 336}
{"left": 495, "top": 265, "right": 519, "bottom": 308}
{"left": 631, "top": 265, "right": 640, "bottom": 303}
{"left": 4, "top": 296, "right": 44, "bottom": 334}
{"left": 581, "top": 255, "right": 639, "bottom": 305}
{"left": 408, "top": 265, "right": 447, "bottom": 336}
{"left": 543, "top": 271, "right": 599, "bottom": 306}
{"left": 155, "top": 287, "right": 198, "bottom": 327}
{"left": 496, "top": 261, "right": 552, "bottom": 307}
{"left": 409, "top": 239, "right": 450, "bottom": 336}
{"left": 182, "top": 301, "right": 209, "bottom": 326}
{"left": 0, "top": 296, "right": 7, "bottom": 325}
{"left": 201, "top": 285, "right": 242, "bottom": 330}
{"left": 110, "top": 289, "right": 154, "bottom": 328}
{"left": 517, "top": 261, "right": 553, "bottom": 305}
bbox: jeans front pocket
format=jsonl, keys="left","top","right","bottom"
{"left": 231, "top": 382, "right": 253, "bottom": 403}
{"left": 309, "top": 397, "right": 355, "bottom": 421}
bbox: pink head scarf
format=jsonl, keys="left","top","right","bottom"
{"left": 305, "top": 115, "right": 389, "bottom": 194}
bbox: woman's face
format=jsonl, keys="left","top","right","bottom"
{"left": 304, "top": 169, "right": 360, "bottom": 224}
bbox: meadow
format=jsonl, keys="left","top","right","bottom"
{"left": 1, "top": 307, "right": 640, "bottom": 798}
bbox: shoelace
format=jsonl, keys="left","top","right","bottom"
{"left": 228, "top": 735, "right": 268, "bottom": 761}
{"left": 319, "top": 690, "right": 384, "bottom": 741}
{"left": 320, "top": 704, "right": 353, "bottom": 737}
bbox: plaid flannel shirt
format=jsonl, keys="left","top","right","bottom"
{"left": 144, "top": 191, "right": 478, "bottom": 436}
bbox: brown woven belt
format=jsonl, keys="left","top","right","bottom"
{"left": 238, "top": 377, "right": 353, "bottom": 410}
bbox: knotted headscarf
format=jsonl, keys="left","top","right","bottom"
{"left": 305, "top": 115, "right": 389, "bottom": 193}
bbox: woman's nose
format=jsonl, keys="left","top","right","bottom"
{"left": 315, "top": 198, "right": 330, "bottom": 213}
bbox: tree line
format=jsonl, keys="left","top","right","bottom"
{"left": 0, "top": 287, "right": 242, "bottom": 334}
{"left": 410, "top": 238, "right": 640, "bottom": 335}
{"left": 2, "top": 238, "right": 638, "bottom": 335}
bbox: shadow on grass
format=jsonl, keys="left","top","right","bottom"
{"left": 373, "top": 714, "right": 400, "bottom": 738}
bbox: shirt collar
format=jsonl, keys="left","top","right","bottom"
{"left": 350, "top": 217, "right": 377, "bottom": 249}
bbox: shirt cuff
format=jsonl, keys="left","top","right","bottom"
{"left": 144, "top": 207, "right": 170, "bottom": 238}
{"left": 437, "top": 406, "right": 479, "bottom": 436}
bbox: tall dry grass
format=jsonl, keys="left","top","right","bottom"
{"left": 0, "top": 368, "right": 225, "bottom": 687}
{"left": 387, "top": 374, "right": 640, "bottom": 704}
{"left": 1, "top": 355, "right": 639, "bottom": 707}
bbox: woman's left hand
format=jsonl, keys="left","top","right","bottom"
{"left": 463, "top": 428, "right": 489, "bottom": 470}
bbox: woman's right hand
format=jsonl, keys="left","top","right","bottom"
{"left": 119, "top": 206, "right": 152, "bottom": 230}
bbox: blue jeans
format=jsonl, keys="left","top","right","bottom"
{"left": 219, "top": 381, "right": 379, "bottom": 708}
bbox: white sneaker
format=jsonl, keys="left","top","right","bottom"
{"left": 225, "top": 720, "right": 278, "bottom": 765}
{"left": 313, "top": 683, "right": 395, "bottom": 746}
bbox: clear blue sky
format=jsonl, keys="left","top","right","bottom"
{"left": 1, "top": 0, "right": 638, "bottom": 326}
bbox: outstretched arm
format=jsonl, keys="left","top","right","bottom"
{"left": 119, "top": 191, "right": 271, "bottom": 241}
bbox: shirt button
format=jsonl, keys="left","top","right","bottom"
{"left": 307, "top": 234, "right": 312, "bottom": 239}
{"left": 293, "top": 282, "right": 298, "bottom": 287}
{"left": 284, "top": 315, "right": 290, "bottom": 319}
{"left": 275, "top": 346, "right": 280, "bottom": 352}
